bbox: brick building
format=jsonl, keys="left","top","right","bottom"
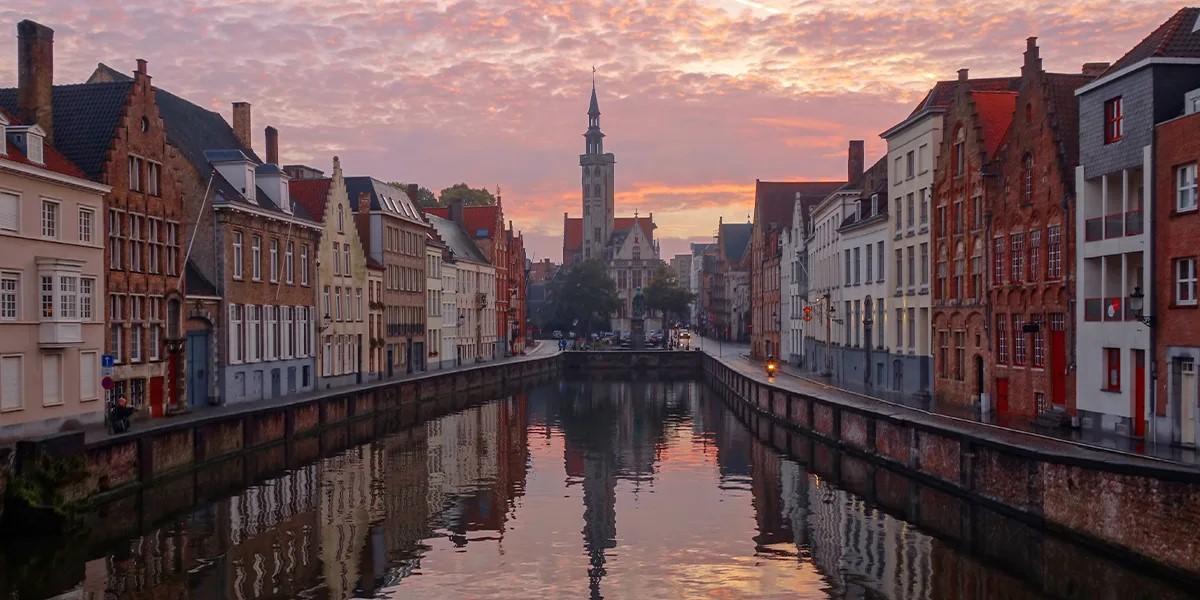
{"left": 751, "top": 179, "right": 844, "bottom": 359}
{"left": 1, "top": 23, "right": 188, "bottom": 415}
{"left": 987, "top": 39, "right": 1095, "bottom": 419}
{"left": 505, "top": 222, "right": 527, "bottom": 354}
{"left": 712, "top": 220, "right": 751, "bottom": 341}
{"left": 345, "top": 177, "right": 428, "bottom": 375}
{"left": 931, "top": 69, "right": 1016, "bottom": 409}
{"left": 1154, "top": 74, "right": 1200, "bottom": 448}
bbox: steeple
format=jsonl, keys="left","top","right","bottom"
{"left": 585, "top": 69, "right": 604, "bottom": 154}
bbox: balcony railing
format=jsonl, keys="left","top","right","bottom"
{"left": 1084, "top": 297, "right": 1137, "bottom": 322}
{"left": 1085, "top": 210, "right": 1145, "bottom": 242}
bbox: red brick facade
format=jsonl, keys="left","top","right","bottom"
{"left": 1154, "top": 110, "right": 1200, "bottom": 439}
{"left": 988, "top": 40, "right": 1091, "bottom": 418}
{"left": 506, "top": 223, "right": 527, "bottom": 353}
{"left": 931, "top": 71, "right": 1015, "bottom": 408}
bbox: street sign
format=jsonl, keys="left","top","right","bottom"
{"left": 101, "top": 376, "right": 114, "bottom": 391}
{"left": 101, "top": 354, "right": 115, "bottom": 368}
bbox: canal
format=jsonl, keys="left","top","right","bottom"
{"left": 3, "top": 377, "right": 1193, "bottom": 599}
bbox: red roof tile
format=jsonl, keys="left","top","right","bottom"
{"left": 290, "top": 178, "right": 331, "bottom": 224}
{"left": 424, "top": 205, "right": 502, "bottom": 240}
{"left": 971, "top": 91, "right": 1018, "bottom": 158}
{"left": 0, "top": 107, "right": 90, "bottom": 180}
{"left": 905, "top": 77, "right": 1023, "bottom": 120}
{"left": 1106, "top": 8, "right": 1200, "bottom": 74}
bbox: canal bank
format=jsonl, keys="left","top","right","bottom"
{"left": 704, "top": 352, "right": 1200, "bottom": 584}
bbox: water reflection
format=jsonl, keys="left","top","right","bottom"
{"left": 9, "top": 379, "right": 1193, "bottom": 599}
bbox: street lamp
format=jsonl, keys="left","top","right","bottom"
{"left": 1129, "top": 285, "right": 1153, "bottom": 327}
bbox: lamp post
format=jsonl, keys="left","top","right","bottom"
{"left": 1129, "top": 285, "right": 1157, "bottom": 447}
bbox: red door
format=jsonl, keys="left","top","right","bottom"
{"left": 1049, "top": 330, "right": 1066, "bottom": 405}
{"left": 1133, "top": 350, "right": 1146, "bottom": 437}
{"left": 996, "top": 378, "right": 1010, "bottom": 414}
{"left": 149, "top": 376, "right": 165, "bottom": 418}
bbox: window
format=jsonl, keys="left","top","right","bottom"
{"left": 80, "top": 277, "right": 93, "bottom": 320}
{"left": 59, "top": 275, "right": 77, "bottom": 319}
{"left": 300, "top": 244, "right": 310, "bottom": 285}
{"left": 147, "top": 161, "right": 161, "bottom": 196}
{"left": 844, "top": 249, "right": 851, "bottom": 286}
{"left": 920, "top": 243, "right": 929, "bottom": 286}
{"left": 1032, "top": 314, "right": 1045, "bottom": 368}
{"left": 877, "top": 241, "right": 885, "bottom": 282}
{"left": 853, "top": 247, "right": 861, "bottom": 285}
{"left": 938, "top": 331, "right": 949, "bottom": 378}
{"left": 1103, "top": 347, "right": 1121, "bottom": 391}
{"left": 1047, "top": 225, "right": 1062, "bottom": 279}
{"left": 1012, "top": 315, "right": 1026, "bottom": 366}
{"left": 128, "top": 155, "right": 142, "bottom": 192}
{"left": 232, "top": 232, "right": 243, "bottom": 279}
{"left": 128, "top": 214, "right": 142, "bottom": 272}
{"left": 906, "top": 193, "right": 915, "bottom": 229}
{"left": 148, "top": 219, "right": 160, "bottom": 274}
{"left": 952, "top": 126, "right": 965, "bottom": 176}
{"left": 1022, "top": 153, "right": 1034, "bottom": 203}
{"left": 323, "top": 286, "right": 330, "bottom": 318}
{"left": 998, "top": 316, "right": 1008, "bottom": 362}
{"left": 40, "top": 353, "right": 61, "bottom": 407}
{"left": 332, "top": 242, "right": 340, "bottom": 276}
{"left": 895, "top": 198, "right": 902, "bottom": 230}
{"left": 1104, "top": 97, "right": 1123, "bottom": 144}
{"left": 1028, "top": 229, "right": 1041, "bottom": 282}
{"left": 907, "top": 246, "right": 915, "bottom": 288}
{"left": 130, "top": 325, "right": 142, "bottom": 362}
{"left": 335, "top": 287, "right": 342, "bottom": 321}
{"left": 970, "top": 247, "right": 982, "bottom": 299}
{"left": 866, "top": 245, "right": 873, "bottom": 282}
{"left": 1010, "top": 233, "right": 1024, "bottom": 283}
{"left": 0, "top": 191, "right": 17, "bottom": 232}
{"left": 971, "top": 196, "right": 982, "bottom": 230}
{"left": 285, "top": 241, "right": 294, "bottom": 284}
{"left": 41, "top": 200, "right": 58, "bottom": 238}
{"left": 337, "top": 205, "right": 344, "bottom": 233}
{"left": 40, "top": 275, "right": 53, "bottom": 318}
{"left": 0, "top": 273, "right": 16, "bottom": 319}
{"left": 918, "top": 144, "right": 928, "bottom": 173}
{"left": 1177, "top": 163, "right": 1197, "bottom": 212}
{"left": 894, "top": 157, "right": 902, "bottom": 184}
{"left": 251, "top": 236, "right": 262, "bottom": 280}
{"left": 269, "top": 239, "right": 279, "bottom": 282}
{"left": 229, "top": 304, "right": 243, "bottom": 363}
{"left": 953, "top": 331, "right": 965, "bottom": 381}
{"left": 919, "top": 189, "right": 929, "bottom": 225}
{"left": 356, "top": 288, "right": 363, "bottom": 321}
{"left": 166, "top": 222, "right": 179, "bottom": 276}
{"left": 149, "top": 324, "right": 160, "bottom": 361}
{"left": 342, "top": 243, "right": 350, "bottom": 275}
{"left": 906, "top": 151, "right": 915, "bottom": 179}
{"left": 907, "top": 307, "right": 915, "bottom": 350}
{"left": 79, "top": 208, "right": 94, "bottom": 243}
{"left": 953, "top": 244, "right": 965, "bottom": 299}
{"left": 954, "top": 199, "right": 964, "bottom": 234}
{"left": 1177, "top": 258, "right": 1197, "bottom": 305}
{"left": 0, "top": 355, "right": 21, "bottom": 411}
{"left": 110, "top": 324, "right": 122, "bottom": 362}
{"left": 80, "top": 351, "right": 97, "bottom": 402}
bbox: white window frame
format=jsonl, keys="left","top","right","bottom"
{"left": 41, "top": 353, "right": 62, "bottom": 407}
{"left": 0, "top": 190, "right": 18, "bottom": 233}
{"left": 1177, "top": 163, "right": 1198, "bottom": 213}
{"left": 130, "top": 324, "right": 142, "bottom": 363}
{"left": 251, "top": 235, "right": 262, "bottom": 281}
{"left": 300, "top": 244, "right": 309, "bottom": 285}
{"left": 1178, "top": 257, "right": 1198, "bottom": 306}
{"left": 0, "top": 272, "right": 18, "bottom": 320}
{"left": 79, "top": 207, "right": 94, "bottom": 243}
{"left": 269, "top": 239, "right": 279, "bottom": 283}
{"left": 232, "top": 231, "right": 243, "bottom": 279}
{"left": 80, "top": 350, "right": 98, "bottom": 402}
{"left": 41, "top": 198, "right": 59, "bottom": 239}
{"left": 285, "top": 241, "right": 294, "bottom": 284}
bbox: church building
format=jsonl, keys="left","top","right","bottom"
{"left": 562, "top": 78, "right": 663, "bottom": 335}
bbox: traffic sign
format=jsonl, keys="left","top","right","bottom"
{"left": 101, "top": 376, "right": 114, "bottom": 391}
{"left": 101, "top": 354, "right": 115, "bottom": 368}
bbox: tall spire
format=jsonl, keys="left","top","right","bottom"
{"left": 589, "top": 66, "right": 601, "bottom": 117}
{"left": 584, "top": 67, "right": 604, "bottom": 154}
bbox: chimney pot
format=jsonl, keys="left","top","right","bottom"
{"left": 957, "top": 68, "right": 969, "bottom": 82}
{"left": 232, "top": 102, "right": 252, "bottom": 152}
{"left": 406, "top": 183, "right": 419, "bottom": 203}
{"left": 449, "top": 198, "right": 465, "bottom": 226}
{"left": 136, "top": 58, "right": 147, "bottom": 75}
{"left": 264, "top": 126, "right": 279, "bottom": 165}
{"left": 1026, "top": 36, "right": 1037, "bottom": 50}
{"left": 847, "top": 140, "right": 865, "bottom": 184}
{"left": 17, "top": 20, "right": 55, "bottom": 143}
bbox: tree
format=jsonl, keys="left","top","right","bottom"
{"left": 386, "top": 182, "right": 438, "bottom": 208}
{"left": 546, "top": 259, "right": 618, "bottom": 336}
{"left": 643, "top": 264, "right": 694, "bottom": 325}
{"left": 439, "top": 183, "right": 496, "bottom": 207}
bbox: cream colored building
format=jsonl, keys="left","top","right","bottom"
{"left": 0, "top": 115, "right": 110, "bottom": 440}
{"left": 290, "top": 157, "right": 369, "bottom": 390}
{"left": 427, "top": 214, "right": 496, "bottom": 365}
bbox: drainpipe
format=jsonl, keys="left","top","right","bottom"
{"left": 1148, "top": 138, "right": 1158, "bottom": 449}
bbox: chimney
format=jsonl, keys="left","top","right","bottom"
{"left": 1082, "top": 62, "right": 1110, "bottom": 77}
{"left": 232, "top": 102, "right": 252, "bottom": 151}
{"left": 1023, "top": 37, "right": 1041, "bottom": 76}
{"left": 17, "top": 20, "right": 54, "bottom": 143}
{"left": 957, "top": 68, "right": 969, "bottom": 82}
{"left": 136, "top": 58, "right": 147, "bottom": 76}
{"left": 264, "top": 126, "right": 279, "bottom": 165}
{"left": 406, "top": 183, "right": 419, "bottom": 203}
{"left": 847, "top": 140, "right": 865, "bottom": 184}
{"left": 357, "top": 191, "right": 371, "bottom": 214}
{"left": 449, "top": 197, "right": 465, "bottom": 226}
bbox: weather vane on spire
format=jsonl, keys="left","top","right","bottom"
{"left": 592, "top": 65, "right": 597, "bottom": 86}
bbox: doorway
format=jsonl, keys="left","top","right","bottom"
{"left": 186, "top": 330, "right": 209, "bottom": 407}
{"left": 1174, "top": 357, "right": 1197, "bottom": 446}
{"left": 996, "top": 377, "right": 1010, "bottom": 414}
{"left": 974, "top": 355, "right": 984, "bottom": 399}
{"left": 1134, "top": 349, "right": 1146, "bottom": 437}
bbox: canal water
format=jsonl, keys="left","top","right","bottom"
{"left": 5, "top": 379, "right": 1194, "bottom": 599}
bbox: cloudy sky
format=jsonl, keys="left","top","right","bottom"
{"left": 0, "top": 0, "right": 1177, "bottom": 260}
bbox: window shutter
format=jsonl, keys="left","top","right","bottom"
{"left": 0, "top": 356, "right": 20, "bottom": 410}
{"left": 80, "top": 353, "right": 96, "bottom": 400}
{"left": 42, "top": 354, "right": 60, "bottom": 406}
{"left": 0, "top": 192, "right": 18, "bottom": 232}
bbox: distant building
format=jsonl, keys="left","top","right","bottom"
{"left": 427, "top": 213, "right": 497, "bottom": 364}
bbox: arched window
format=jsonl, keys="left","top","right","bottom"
{"left": 337, "top": 205, "right": 344, "bottom": 233}
{"left": 952, "top": 125, "right": 966, "bottom": 177}
{"left": 1022, "top": 153, "right": 1033, "bottom": 203}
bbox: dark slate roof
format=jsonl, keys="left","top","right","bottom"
{"left": 0, "top": 108, "right": 90, "bottom": 179}
{"left": 0, "top": 81, "right": 132, "bottom": 179}
{"left": 754, "top": 181, "right": 844, "bottom": 231}
{"left": 1042, "top": 72, "right": 1097, "bottom": 170}
{"left": 427, "top": 214, "right": 490, "bottom": 265}
{"left": 90, "top": 63, "right": 262, "bottom": 173}
{"left": 1106, "top": 8, "right": 1200, "bottom": 74}
{"left": 719, "top": 222, "right": 752, "bottom": 262}
{"left": 344, "top": 176, "right": 427, "bottom": 226}
{"left": 185, "top": 260, "right": 218, "bottom": 296}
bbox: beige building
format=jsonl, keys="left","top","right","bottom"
{"left": 0, "top": 111, "right": 110, "bottom": 439}
{"left": 427, "top": 214, "right": 496, "bottom": 364}
{"left": 290, "top": 157, "right": 369, "bottom": 389}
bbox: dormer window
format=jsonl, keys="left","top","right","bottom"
{"left": 8, "top": 126, "right": 45, "bottom": 165}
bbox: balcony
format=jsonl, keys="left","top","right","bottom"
{"left": 476, "top": 292, "right": 488, "bottom": 308}
{"left": 1085, "top": 210, "right": 1144, "bottom": 242}
{"left": 1084, "top": 296, "right": 1138, "bottom": 322}
{"left": 40, "top": 321, "right": 83, "bottom": 346}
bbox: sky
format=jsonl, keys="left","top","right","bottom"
{"left": 0, "top": 0, "right": 1179, "bottom": 261}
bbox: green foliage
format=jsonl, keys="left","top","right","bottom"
{"left": 643, "top": 264, "right": 694, "bottom": 323}
{"left": 439, "top": 183, "right": 496, "bottom": 207}
{"left": 546, "top": 259, "right": 618, "bottom": 333}
{"left": 3, "top": 454, "right": 89, "bottom": 532}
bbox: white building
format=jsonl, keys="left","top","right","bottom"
{"left": 836, "top": 158, "right": 891, "bottom": 392}
{"left": 426, "top": 239, "right": 448, "bottom": 369}
{"left": 427, "top": 214, "right": 496, "bottom": 364}
{"left": 805, "top": 183, "right": 858, "bottom": 378}
{"left": 879, "top": 81, "right": 971, "bottom": 398}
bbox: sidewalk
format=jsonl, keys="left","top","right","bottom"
{"left": 696, "top": 336, "right": 1200, "bottom": 469}
{"left": 84, "top": 341, "right": 556, "bottom": 445}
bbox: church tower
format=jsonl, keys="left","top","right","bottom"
{"left": 580, "top": 76, "right": 615, "bottom": 261}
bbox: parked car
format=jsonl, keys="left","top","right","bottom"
{"left": 552, "top": 330, "right": 563, "bottom": 339}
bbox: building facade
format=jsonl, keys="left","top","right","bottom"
{"left": 427, "top": 213, "right": 496, "bottom": 364}
{"left": 0, "top": 108, "right": 109, "bottom": 439}
{"left": 505, "top": 223, "right": 527, "bottom": 354}
{"left": 834, "top": 158, "right": 890, "bottom": 391}
{"left": 425, "top": 238, "right": 447, "bottom": 369}
{"left": 1076, "top": 7, "right": 1200, "bottom": 439}
{"left": 931, "top": 69, "right": 1016, "bottom": 409}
